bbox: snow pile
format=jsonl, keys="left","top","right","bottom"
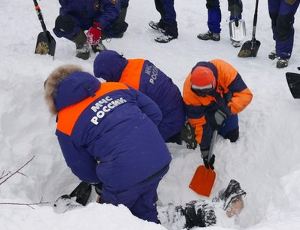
{"left": 0, "top": 0, "right": 300, "bottom": 229}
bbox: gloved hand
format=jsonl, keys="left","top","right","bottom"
{"left": 214, "top": 109, "right": 228, "bottom": 127}
{"left": 207, "top": 106, "right": 230, "bottom": 130}
{"left": 201, "top": 148, "right": 215, "bottom": 170}
{"left": 69, "top": 181, "right": 92, "bottom": 206}
{"left": 181, "top": 122, "right": 197, "bottom": 150}
{"left": 86, "top": 22, "right": 102, "bottom": 45}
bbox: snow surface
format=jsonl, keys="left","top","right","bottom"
{"left": 0, "top": 0, "right": 300, "bottom": 229}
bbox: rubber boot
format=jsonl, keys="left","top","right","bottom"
{"left": 72, "top": 30, "right": 90, "bottom": 60}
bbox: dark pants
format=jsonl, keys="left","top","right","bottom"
{"left": 100, "top": 166, "right": 169, "bottom": 223}
{"left": 154, "top": 0, "right": 178, "bottom": 37}
{"left": 268, "top": 0, "right": 299, "bottom": 59}
{"left": 218, "top": 114, "right": 239, "bottom": 142}
{"left": 53, "top": 11, "right": 128, "bottom": 41}
{"left": 206, "top": 0, "right": 242, "bottom": 33}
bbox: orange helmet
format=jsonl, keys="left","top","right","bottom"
{"left": 190, "top": 66, "right": 216, "bottom": 93}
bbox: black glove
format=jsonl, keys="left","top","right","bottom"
{"left": 181, "top": 122, "right": 197, "bottom": 150}
{"left": 201, "top": 149, "right": 215, "bottom": 170}
{"left": 207, "top": 109, "right": 228, "bottom": 130}
{"left": 214, "top": 109, "right": 228, "bottom": 127}
{"left": 69, "top": 182, "right": 92, "bottom": 206}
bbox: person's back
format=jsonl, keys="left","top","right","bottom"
{"left": 44, "top": 65, "right": 171, "bottom": 223}
{"left": 94, "top": 50, "right": 186, "bottom": 142}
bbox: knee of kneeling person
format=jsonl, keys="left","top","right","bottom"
{"left": 225, "top": 128, "right": 239, "bottom": 142}
{"left": 53, "top": 15, "right": 77, "bottom": 38}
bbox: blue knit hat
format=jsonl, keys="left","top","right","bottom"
{"left": 93, "top": 50, "right": 128, "bottom": 82}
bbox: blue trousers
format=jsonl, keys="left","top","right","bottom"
{"left": 206, "top": 0, "right": 242, "bottom": 33}
{"left": 268, "top": 0, "right": 299, "bottom": 59}
{"left": 154, "top": 0, "right": 178, "bottom": 36}
{"left": 218, "top": 114, "right": 239, "bottom": 139}
{"left": 100, "top": 167, "right": 168, "bottom": 223}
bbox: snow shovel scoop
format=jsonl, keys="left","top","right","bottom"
{"left": 33, "top": 0, "right": 56, "bottom": 56}
{"left": 189, "top": 131, "right": 217, "bottom": 197}
{"left": 229, "top": 18, "right": 246, "bottom": 43}
{"left": 238, "top": 0, "right": 260, "bottom": 58}
{"left": 286, "top": 72, "right": 300, "bottom": 99}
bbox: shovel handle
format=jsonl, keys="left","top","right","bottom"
{"left": 33, "top": 0, "right": 48, "bottom": 33}
{"left": 252, "top": 0, "right": 259, "bottom": 39}
{"left": 208, "top": 131, "right": 218, "bottom": 162}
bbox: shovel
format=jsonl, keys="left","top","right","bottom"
{"left": 189, "top": 131, "right": 217, "bottom": 197}
{"left": 33, "top": 0, "right": 56, "bottom": 56}
{"left": 238, "top": 0, "right": 260, "bottom": 58}
{"left": 286, "top": 72, "right": 300, "bottom": 99}
{"left": 229, "top": 19, "right": 246, "bottom": 43}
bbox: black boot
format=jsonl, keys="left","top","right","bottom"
{"left": 72, "top": 30, "right": 90, "bottom": 60}
{"left": 154, "top": 22, "right": 178, "bottom": 43}
{"left": 91, "top": 40, "right": 107, "bottom": 53}
{"left": 268, "top": 50, "right": 277, "bottom": 60}
{"left": 276, "top": 58, "right": 289, "bottom": 68}
{"left": 149, "top": 20, "right": 165, "bottom": 33}
{"left": 197, "top": 31, "right": 220, "bottom": 41}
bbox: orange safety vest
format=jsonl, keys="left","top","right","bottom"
{"left": 57, "top": 82, "right": 129, "bottom": 136}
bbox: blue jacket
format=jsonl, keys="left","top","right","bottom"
{"left": 93, "top": 50, "right": 186, "bottom": 141}
{"left": 55, "top": 71, "right": 171, "bottom": 192}
{"left": 58, "top": 0, "right": 120, "bottom": 30}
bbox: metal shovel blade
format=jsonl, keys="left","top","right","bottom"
{"left": 229, "top": 19, "right": 246, "bottom": 42}
{"left": 286, "top": 72, "right": 300, "bottom": 99}
{"left": 35, "top": 31, "right": 56, "bottom": 56}
{"left": 238, "top": 39, "right": 261, "bottom": 57}
{"left": 189, "top": 165, "right": 216, "bottom": 197}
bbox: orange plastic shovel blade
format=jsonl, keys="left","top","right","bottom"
{"left": 189, "top": 165, "right": 216, "bottom": 197}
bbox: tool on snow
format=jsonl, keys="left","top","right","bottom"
{"left": 189, "top": 131, "right": 217, "bottom": 197}
{"left": 229, "top": 19, "right": 246, "bottom": 44}
{"left": 238, "top": 0, "right": 260, "bottom": 57}
{"left": 33, "top": 0, "right": 56, "bottom": 56}
{"left": 286, "top": 72, "right": 300, "bottom": 99}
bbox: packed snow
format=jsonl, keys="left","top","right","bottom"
{"left": 0, "top": 0, "right": 300, "bottom": 229}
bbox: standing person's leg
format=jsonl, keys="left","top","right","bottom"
{"left": 228, "top": 0, "right": 243, "bottom": 47}
{"left": 154, "top": 0, "right": 178, "bottom": 43}
{"left": 161, "top": 0, "right": 178, "bottom": 37}
{"left": 228, "top": 0, "right": 243, "bottom": 21}
{"left": 149, "top": 0, "right": 166, "bottom": 32}
{"left": 197, "top": 0, "right": 221, "bottom": 41}
{"left": 268, "top": 0, "right": 281, "bottom": 60}
{"left": 275, "top": 0, "right": 299, "bottom": 68}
